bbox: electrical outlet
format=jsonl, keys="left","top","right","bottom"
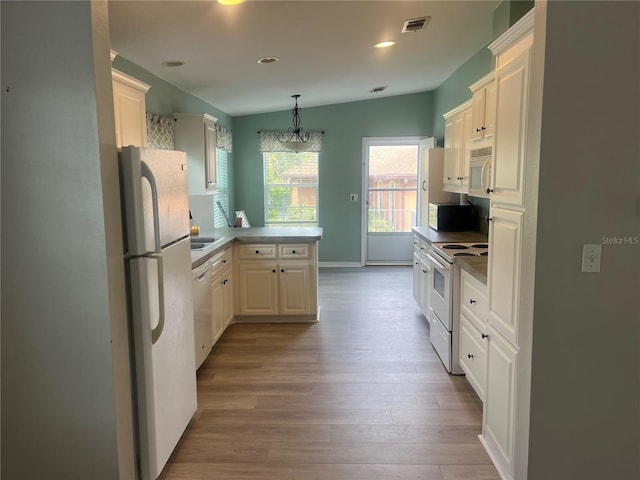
{"left": 350, "top": 193, "right": 358, "bottom": 202}
{"left": 581, "top": 244, "right": 602, "bottom": 273}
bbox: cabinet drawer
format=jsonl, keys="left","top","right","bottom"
{"left": 460, "top": 270, "right": 488, "bottom": 325}
{"left": 210, "top": 247, "right": 232, "bottom": 273}
{"left": 238, "top": 244, "right": 277, "bottom": 260}
{"left": 278, "top": 244, "right": 309, "bottom": 259}
{"left": 459, "top": 313, "right": 487, "bottom": 401}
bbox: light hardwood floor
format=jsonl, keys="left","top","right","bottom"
{"left": 161, "top": 266, "right": 499, "bottom": 480}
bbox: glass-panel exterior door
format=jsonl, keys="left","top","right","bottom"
{"left": 364, "top": 141, "right": 419, "bottom": 264}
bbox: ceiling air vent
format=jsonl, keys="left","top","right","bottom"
{"left": 402, "top": 16, "right": 430, "bottom": 33}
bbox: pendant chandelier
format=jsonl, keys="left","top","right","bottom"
{"left": 278, "top": 94, "right": 311, "bottom": 152}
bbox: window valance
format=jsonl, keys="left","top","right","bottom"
{"left": 259, "top": 130, "right": 323, "bottom": 153}
{"left": 216, "top": 124, "right": 233, "bottom": 152}
{"left": 146, "top": 113, "right": 175, "bottom": 150}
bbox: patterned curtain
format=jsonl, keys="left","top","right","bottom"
{"left": 146, "top": 113, "right": 175, "bottom": 150}
{"left": 259, "top": 130, "right": 323, "bottom": 152}
{"left": 216, "top": 124, "right": 233, "bottom": 152}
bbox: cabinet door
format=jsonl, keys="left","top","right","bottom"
{"left": 222, "top": 267, "right": 234, "bottom": 327}
{"left": 211, "top": 272, "right": 225, "bottom": 343}
{"left": 483, "top": 327, "right": 518, "bottom": 477}
{"left": 443, "top": 113, "right": 463, "bottom": 189}
{"left": 278, "top": 263, "right": 311, "bottom": 315}
{"left": 112, "top": 79, "right": 147, "bottom": 148}
{"left": 413, "top": 251, "right": 422, "bottom": 307}
{"left": 470, "top": 88, "right": 486, "bottom": 142}
{"left": 483, "top": 80, "right": 497, "bottom": 139}
{"left": 238, "top": 263, "right": 278, "bottom": 315}
{"left": 420, "top": 256, "right": 430, "bottom": 319}
{"left": 204, "top": 119, "right": 217, "bottom": 191}
{"left": 487, "top": 207, "right": 522, "bottom": 345}
{"left": 492, "top": 47, "right": 530, "bottom": 207}
{"left": 460, "top": 107, "right": 473, "bottom": 187}
{"left": 459, "top": 313, "right": 487, "bottom": 401}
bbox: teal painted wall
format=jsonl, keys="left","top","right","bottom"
{"left": 233, "top": 92, "right": 434, "bottom": 263}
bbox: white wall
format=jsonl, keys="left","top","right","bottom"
{"left": 1, "top": 1, "right": 133, "bottom": 478}
{"left": 528, "top": 1, "right": 640, "bottom": 478}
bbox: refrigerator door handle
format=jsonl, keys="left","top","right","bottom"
{"left": 141, "top": 160, "right": 162, "bottom": 254}
{"left": 149, "top": 253, "right": 165, "bottom": 344}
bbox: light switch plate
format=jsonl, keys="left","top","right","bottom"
{"left": 581, "top": 244, "right": 602, "bottom": 272}
{"left": 350, "top": 193, "right": 358, "bottom": 202}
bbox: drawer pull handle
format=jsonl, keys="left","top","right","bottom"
{"left": 467, "top": 354, "right": 474, "bottom": 359}
{"left": 481, "top": 333, "right": 489, "bottom": 339}
{"left": 469, "top": 299, "right": 476, "bottom": 304}
{"left": 292, "top": 250, "right": 296, "bottom": 254}
{"left": 256, "top": 250, "right": 260, "bottom": 254}
{"left": 222, "top": 259, "right": 226, "bottom": 263}
{"left": 281, "top": 269, "right": 285, "bottom": 273}
{"left": 272, "top": 269, "right": 276, "bottom": 273}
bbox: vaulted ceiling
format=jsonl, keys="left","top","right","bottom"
{"left": 109, "top": 1, "right": 499, "bottom": 116}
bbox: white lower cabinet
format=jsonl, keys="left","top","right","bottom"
{"left": 412, "top": 235, "right": 430, "bottom": 319}
{"left": 459, "top": 313, "right": 488, "bottom": 401}
{"left": 235, "top": 243, "right": 318, "bottom": 319}
{"left": 210, "top": 248, "right": 233, "bottom": 343}
{"left": 458, "top": 270, "right": 489, "bottom": 401}
{"left": 483, "top": 325, "right": 518, "bottom": 478}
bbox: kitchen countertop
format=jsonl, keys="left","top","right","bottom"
{"left": 412, "top": 226, "right": 488, "bottom": 283}
{"left": 412, "top": 226, "right": 488, "bottom": 245}
{"left": 190, "top": 227, "right": 323, "bottom": 269}
{"left": 456, "top": 256, "right": 488, "bottom": 284}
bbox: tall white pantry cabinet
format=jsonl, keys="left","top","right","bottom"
{"left": 481, "top": 10, "right": 535, "bottom": 480}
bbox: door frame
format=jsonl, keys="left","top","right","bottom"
{"left": 361, "top": 136, "right": 425, "bottom": 266}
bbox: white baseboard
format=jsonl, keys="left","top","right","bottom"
{"left": 318, "top": 262, "right": 362, "bottom": 268}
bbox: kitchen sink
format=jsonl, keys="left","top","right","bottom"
{"left": 190, "top": 236, "right": 217, "bottom": 243}
{"left": 190, "top": 243, "right": 206, "bottom": 250}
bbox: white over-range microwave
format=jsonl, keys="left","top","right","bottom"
{"left": 468, "top": 146, "right": 492, "bottom": 198}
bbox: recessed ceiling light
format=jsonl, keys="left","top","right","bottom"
{"left": 374, "top": 40, "right": 396, "bottom": 49}
{"left": 218, "top": 0, "right": 245, "bottom": 5}
{"left": 257, "top": 57, "right": 279, "bottom": 64}
{"left": 161, "top": 60, "right": 185, "bottom": 67}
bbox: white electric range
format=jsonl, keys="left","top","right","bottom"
{"left": 426, "top": 242, "right": 488, "bottom": 374}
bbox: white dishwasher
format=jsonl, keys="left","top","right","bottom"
{"left": 192, "top": 261, "right": 212, "bottom": 369}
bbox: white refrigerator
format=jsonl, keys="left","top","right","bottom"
{"left": 120, "top": 146, "right": 197, "bottom": 480}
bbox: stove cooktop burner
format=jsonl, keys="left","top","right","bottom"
{"left": 442, "top": 244, "right": 469, "bottom": 250}
{"left": 471, "top": 244, "right": 488, "bottom": 249}
{"left": 480, "top": 252, "right": 489, "bottom": 256}
{"left": 453, "top": 252, "right": 476, "bottom": 257}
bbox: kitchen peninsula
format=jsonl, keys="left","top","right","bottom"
{"left": 191, "top": 227, "right": 322, "bottom": 325}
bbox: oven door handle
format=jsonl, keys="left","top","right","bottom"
{"left": 427, "top": 253, "right": 450, "bottom": 271}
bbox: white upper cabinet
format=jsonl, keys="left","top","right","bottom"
{"left": 174, "top": 113, "right": 218, "bottom": 195}
{"left": 111, "top": 69, "right": 150, "bottom": 149}
{"left": 469, "top": 72, "right": 497, "bottom": 144}
{"left": 443, "top": 101, "right": 472, "bottom": 193}
{"left": 488, "top": 23, "right": 534, "bottom": 207}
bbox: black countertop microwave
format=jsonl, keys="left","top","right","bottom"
{"left": 428, "top": 203, "right": 473, "bottom": 231}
